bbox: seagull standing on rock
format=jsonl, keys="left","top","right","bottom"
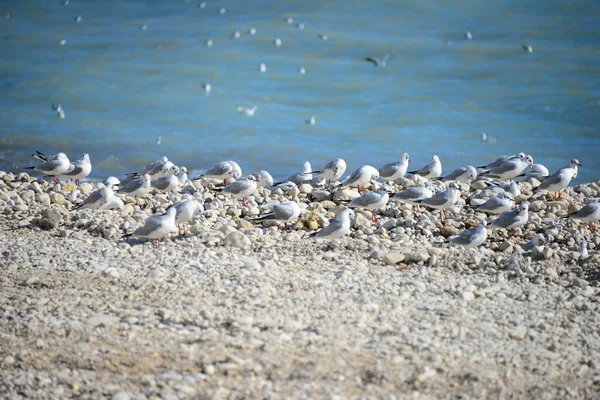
{"left": 116, "top": 174, "right": 151, "bottom": 198}
{"left": 252, "top": 201, "right": 301, "bottom": 231}
{"left": 449, "top": 220, "right": 487, "bottom": 249}
{"left": 311, "top": 158, "right": 347, "bottom": 184}
{"left": 409, "top": 155, "right": 442, "bottom": 180}
{"left": 340, "top": 165, "right": 379, "bottom": 193}
{"left": 535, "top": 159, "right": 581, "bottom": 200}
{"left": 392, "top": 186, "right": 434, "bottom": 213}
{"left": 379, "top": 153, "right": 410, "bottom": 181}
{"left": 25, "top": 151, "right": 71, "bottom": 183}
{"left": 219, "top": 175, "right": 258, "bottom": 207}
{"left": 476, "top": 192, "right": 514, "bottom": 215}
{"left": 347, "top": 191, "right": 390, "bottom": 222}
{"left": 436, "top": 165, "right": 477, "bottom": 183}
{"left": 73, "top": 186, "right": 115, "bottom": 210}
{"left": 313, "top": 208, "right": 355, "bottom": 240}
{"left": 123, "top": 207, "right": 177, "bottom": 248}
{"left": 490, "top": 201, "right": 529, "bottom": 236}
{"left": 174, "top": 199, "right": 203, "bottom": 235}
{"left": 54, "top": 153, "right": 92, "bottom": 185}
{"left": 563, "top": 198, "right": 600, "bottom": 232}
{"left": 194, "top": 160, "right": 242, "bottom": 185}
{"left": 415, "top": 181, "right": 460, "bottom": 221}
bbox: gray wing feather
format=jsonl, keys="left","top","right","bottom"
{"left": 379, "top": 163, "right": 400, "bottom": 178}
{"left": 273, "top": 204, "right": 296, "bottom": 220}
{"left": 344, "top": 169, "right": 362, "bottom": 185}
{"left": 134, "top": 216, "right": 163, "bottom": 237}
{"left": 537, "top": 172, "right": 564, "bottom": 190}
{"left": 80, "top": 190, "right": 104, "bottom": 207}
{"left": 119, "top": 178, "right": 143, "bottom": 193}
{"left": 316, "top": 219, "right": 342, "bottom": 237}
{"left": 206, "top": 162, "right": 232, "bottom": 176}
{"left": 152, "top": 177, "right": 169, "bottom": 190}
{"left": 491, "top": 210, "right": 518, "bottom": 228}
{"left": 421, "top": 192, "right": 448, "bottom": 207}
{"left": 62, "top": 165, "right": 83, "bottom": 177}
{"left": 416, "top": 164, "right": 432, "bottom": 176}
{"left": 350, "top": 192, "right": 380, "bottom": 207}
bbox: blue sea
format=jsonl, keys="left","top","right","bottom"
{"left": 1, "top": 0, "right": 599, "bottom": 183}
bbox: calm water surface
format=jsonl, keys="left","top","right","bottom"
{"left": 1, "top": 0, "right": 599, "bottom": 183}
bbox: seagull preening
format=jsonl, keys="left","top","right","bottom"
{"left": 341, "top": 165, "right": 379, "bottom": 193}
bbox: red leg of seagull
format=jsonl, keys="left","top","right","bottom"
{"left": 154, "top": 238, "right": 160, "bottom": 248}
{"left": 223, "top": 179, "right": 227, "bottom": 186}
{"left": 590, "top": 222, "right": 595, "bottom": 233}
{"left": 511, "top": 229, "right": 516, "bottom": 237}
{"left": 52, "top": 175, "right": 58, "bottom": 183}
{"left": 371, "top": 210, "right": 379, "bottom": 223}
{"left": 242, "top": 197, "right": 247, "bottom": 207}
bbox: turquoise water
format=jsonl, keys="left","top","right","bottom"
{"left": 1, "top": 0, "right": 599, "bottom": 183}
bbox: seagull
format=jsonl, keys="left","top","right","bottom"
{"left": 174, "top": 199, "right": 203, "bottom": 235}
{"left": 54, "top": 153, "right": 92, "bottom": 185}
{"left": 516, "top": 162, "right": 549, "bottom": 180}
{"left": 449, "top": 220, "right": 487, "bottom": 249}
{"left": 151, "top": 165, "right": 180, "bottom": 194}
{"left": 415, "top": 182, "right": 460, "bottom": 221}
{"left": 252, "top": 201, "right": 301, "bottom": 231}
{"left": 340, "top": 165, "right": 379, "bottom": 193}
{"left": 73, "top": 186, "right": 114, "bottom": 210}
{"left": 250, "top": 170, "right": 274, "bottom": 188}
{"left": 273, "top": 161, "right": 313, "bottom": 186}
{"left": 348, "top": 191, "right": 390, "bottom": 222}
{"left": 563, "top": 199, "right": 600, "bottom": 232}
{"left": 484, "top": 180, "right": 521, "bottom": 197}
{"left": 535, "top": 159, "right": 581, "bottom": 200}
{"left": 103, "top": 176, "right": 120, "bottom": 191}
{"left": 476, "top": 192, "right": 514, "bottom": 214}
{"left": 480, "top": 154, "right": 533, "bottom": 181}
{"left": 310, "top": 159, "right": 347, "bottom": 185}
{"left": 392, "top": 186, "right": 434, "bottom": 213}
{"left": 202, "top": 83, "right": 211, "bottom": 94}
{"left": 116, "top": 174, "right": 151, "bottom": 198}
{"left": 522, "top": 44, "right": 533, "bottom": 53}
{"left": 379, "top": 153, "right": 410, "bottom": 181}
{"left": 123, "top": 207, "right": 177, "bottom": 248}
{"left": 177, "top": 166, "right": 188, "bottom": 186}
{"left": 313, "top": 208, "right": 355, "bottom": 240}
{"left": 436, "top": 165, "right": 477, "bottom": 183}
{"left": 25, "top": 151, "right": 71, "bottom": 182}
{"left": 477, "top": 152, "right": 526, "bottom": 171}
{"left": 99, "top": 194, "right": 124, "bottom": 211}
{"left": 138, "top": 156, "right": 169, "bottom": 177}
{"left": 237, "top": 105, "right": 257, "bottom": 116}
{"left": 408, "top": 155, "right": 442, "bottom": 180}
{"left": 194, "top": 160, "right": 242, "bottom": 185}
{"left": 490, "top": 201, "right": 529, "bottom": 236}
{"left": 218, "top": 175, "right": 258, "bottom": 207}
{"left": 365, "top": 53, "right": 390, "bottom": 67}
{"left": 522, "top": 233, "right": 546, "bottom": 250}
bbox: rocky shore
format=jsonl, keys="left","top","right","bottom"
{"left": 1, "top": 170, "right": 599, "bottom": 399}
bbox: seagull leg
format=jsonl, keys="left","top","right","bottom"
{"left": 511, "top": 229, "right": 516, "bottom": 237}
{"left": 589, "top": 222, "right": 595, "bottom": 233}
{"left": 154, "top": 238, "right": 160, "bottom": 248}
{"left": 242, "top": 197, "right": 247, "bottom": 207}
{"left": 371, "top": 210, "right": 379, "bottom": 223}
{"left": 52, "top": 175, "right": 58, "bottom": 183}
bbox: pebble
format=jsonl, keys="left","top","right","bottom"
{"left": 38, "top": 209, "right": 62, "bottom": 230}
{"left": 383, "top": 252, "right": 405, "bottom": 265}
{"left": 223, "top": 231, "right": 251, "bottom": 248}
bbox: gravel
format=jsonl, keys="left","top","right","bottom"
{"left": 0, "top": 173, "right": 599, "bottom": 398}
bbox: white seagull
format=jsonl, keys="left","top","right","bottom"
{"left": 313, "top": 208, "right": 355, "bottom": 240}
{"left": 449, "top": 220, "right": 487, "bottom": 249}
{"left": 348, "top": 191, "right": 390, "bottom": 222}
{"left": 490, "top": 201, "right": 529, "bottom": 236}
{"left": 219, "top": 175, "right": 258, "bottom": 207}
{"left": 253, "top": 201, "right": 301, "bottom": 231}
{"left": 379, "top": 153, "right": 410, "bottom": 181}
{"left": 124, "top": 207, "right": 177, "bottom": 248}
{"left": 25, "top": 151, "right": 71, "bottom": 182}
{"left": 341, "top": 165, "right": 379, "bottom": 193}
{"left": 55, "top": 153, "right": 92, "bottom": 185}
{"left": 408, "top": 155, "right": 442, "bottom": 180}
{"left": 564, "top": 198, "right": 600, "bottom": 232}
{"left": 174, "top": 199, "right": 203, "bottom": 235}
{"left": 535, "top": 159, "right": 581, "bottom": 200}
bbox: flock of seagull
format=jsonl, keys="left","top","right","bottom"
{"left": 22, "top": 149, "right": 599, "bottom": 249}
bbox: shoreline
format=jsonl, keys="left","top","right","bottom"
{"left": 0, "top": 172, "right": 599, "bottom": 398}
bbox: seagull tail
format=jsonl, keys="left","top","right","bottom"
{"left": 33, "top": 151, "right": 48, "bottom": 162}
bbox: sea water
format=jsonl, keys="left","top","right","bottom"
{"left": 1, "top": 0, "right": 599, "bottom": 183}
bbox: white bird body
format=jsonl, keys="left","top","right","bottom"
{"left": 410, "top": 155, "right": 442, "bottom": 179}
{"left": 440, "top": 165, "right": 477, "bottom": 183}
{"left": 250, "top": 170, "right": 274, "bottom": 187}
{"left": 27, "top": 151, "right": 71, "bottom": 177}
{"left": 58, "top": 153, "right": 92, "bottom": 184}
{"left": 118, "top": 174, "right": 151, "bottom": 198}
{"left": 393, "top": 186, "right": 434, "bottom": 205}
{"left": 74, "top": 186, "right": 114, "bottom": 210}
{"left": 174, "top": 199, "right": 203, "bottom": 234}
{"left": 316, "top": 158, "right": 346, "bottom": 183}
{"left": 481, "top": 154, "right": 533, "bottom": 180}
{"left": 536, "top": 159, "right": 580, "bottom": 198}
{"left": 418, "top": 182, "right": 460, "bottom": 211}
{"left": 254, "top": 201, "right": 301, "bottom": 229}
{"left": 342, "top": 165, "right": 379, "bottom": 190}
{"left": 450, "top": 220, "right": 487, "bottom": 249}
{"left": 177, "top": 167, "right": 188, "bottom": 186}
{"left": 151, "top": 166, "right": 180, "bottom": 193}
{"left": 490, "top": 201, "right": 529, "bottom": 231}
{"left": 127, "top": 207, "right": 177, "bottom": 247}
{"left": 476, "top": 192, "right": 514, "bottom": 214}
{"left": 315, "top": 209, "right": 354, "bottom": 239}
{"left": 379, "top": 153, "right": 410, "bottom": 181}
{"left": 196, "top": 160, "right": 242, "bottom": 183}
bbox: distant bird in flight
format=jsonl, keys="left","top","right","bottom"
{"left": 365, "top": 53, "right": 390, "bottom": 67}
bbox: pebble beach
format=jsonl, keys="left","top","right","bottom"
{"left": 1, "top": 169, "right": 599, "bottom": 399}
